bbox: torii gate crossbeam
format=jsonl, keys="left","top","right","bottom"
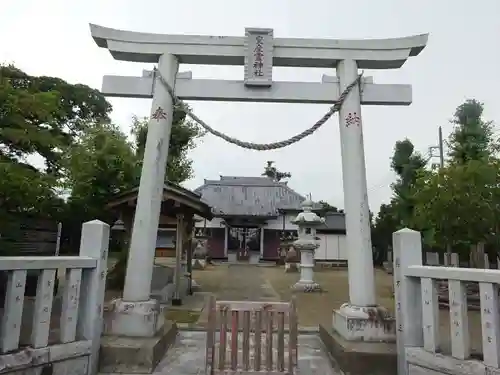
{"left": 102, "top": 70, "right": 412, "bottom": 105}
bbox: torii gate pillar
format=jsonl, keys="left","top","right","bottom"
{"left": 332, "top": 59, "right": 396, "bottom": 342}
{"left": 337, "top": 59, "right": 376, "bottom": 307}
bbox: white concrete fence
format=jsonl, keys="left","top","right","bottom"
{"left": 387, "top": 250, "right": 500, "bottom": 269}
{"left": 394, "top": 228, "right": 500, "bottom": 375}
{"left": 0, "top": 220, "right": 109, "bottom": 375}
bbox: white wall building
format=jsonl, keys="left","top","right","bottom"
{"left": 193, "top": 176, "right": 347, "bottom": 262}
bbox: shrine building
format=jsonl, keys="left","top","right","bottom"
{"left": 193, "top": 176, "right": 347, "bottom": 262}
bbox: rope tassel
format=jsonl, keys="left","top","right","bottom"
{"left": 153, "top": 67, "right": 363, "bottom": 151}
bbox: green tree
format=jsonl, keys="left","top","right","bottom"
{"left": 262, "top": 161, "right": 292, "bottom": 182}
{"left": 412, "top": 160, "right": 500, "bottom": 253}
{"left": 447, "top": 99, "right": 496, "bottom": 165}
{"left": 0, "top": 65, "right": 110, "bottom": 253}
{"left": 63, "top": 122, "right": 139, "bottom": 222}
{"left": 64, "top": 107, "right": 205, "bottom": 222}
{"left": 66, "top": 111, "right": 205, "bottom": 289}
{"left": 411, "top": 100, "right": 499, "bottom": 265}
{"left": 371, "top": 138, "right": 427, "bottom": 257}
{"left": 1, "top": 65, "right": 61, "bottom": 220}
{"left": 318, "top": 200, "right": 338, "bottom": 212}
{"left": 390, "top": 139, "right": 428, "bottom": 226}
{"left": 0, "top": 162, "right": 65, "bottom": 254}
{"left": 371, "top": 202, "right": 400, "bottom": 257}
{"left": 0, "top": 65, "right": 110, "bottom": 174}
{"left": 131, "top": 108, "right": 205, "bottom": 184}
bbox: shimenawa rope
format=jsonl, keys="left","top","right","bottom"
{"left": 152, "top": 68, "right": 363, "bottom": 151}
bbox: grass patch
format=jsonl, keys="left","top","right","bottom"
{"left": 165, "top": 310, "right": 201, "bottom": 324}
{"left": 260, "top": 267, "right": 396, "bottom": 328}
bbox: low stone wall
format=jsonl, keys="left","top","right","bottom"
{"left": 1, "top": 342, "right": 92, "bottom": 375}
{"left": 406, "top": 347, "right": 493, "bottom": 375}
{"left": 315, "top": 260, "right": 348, "bottom": 269}
{"left": 383, "top": 251, "right": 500, "bottom": 274}
{"left": 318, "top": 325, "right": 397, "bottom": 375}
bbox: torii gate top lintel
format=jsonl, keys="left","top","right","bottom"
{"left": 89, "top": 23, "right": 428, "bottom": 69}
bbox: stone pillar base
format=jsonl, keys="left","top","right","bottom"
{"left": 292, "top": 281, "right": 322, "bottom": 292}
{"left": 100, "top": 321, "right": 178, "bottom": 374}
{"left": 332, "top": 303, "right": 396, "bottom": 342}
{"left": 192, "top": 259, "right": 206, "bottom": 270}
{"left": 382, "top": 261, "right": 393, "bottom": 274}
{"left": 104, "top": 298, "right": 165, "bottom": 338}
{"left": 319, "top": 325, "right": 398, "bottom": 375}
{"left": 191, "top": 279, "right": 201, "bottom": 290}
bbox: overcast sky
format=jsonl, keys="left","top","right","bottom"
{"left": 1, "top": 0, "right": 499, "bottom": 212}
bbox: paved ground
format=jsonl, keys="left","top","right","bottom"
{"left": 155, "top": 331, "right": 340, "bottom": 375}
{"left": 149, "top": 264, "right": 341, "bottom": 374}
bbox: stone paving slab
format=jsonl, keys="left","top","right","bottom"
{"left": 150, "top": 331, "right": 341, "bottom": 375}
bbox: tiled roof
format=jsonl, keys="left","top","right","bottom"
{"left": 106, "top": 181, "right": 213, "bottom": 219}
{"left": 317, "top": 213, "right": 346, "bottom": 231}
{"left": 194, "top": 176, "right": 307, "bottom": 216}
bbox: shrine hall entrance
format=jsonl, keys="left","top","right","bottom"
{"left": 228, "top": 227, "right": 262, "bottom": 262}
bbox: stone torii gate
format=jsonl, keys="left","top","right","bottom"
{"left": 90, "top": 24, "right": 427, "bottom": 345}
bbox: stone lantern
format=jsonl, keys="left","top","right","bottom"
{"left": 291, "top": 198, "right": 325, "bottom": 292}
{"left": 189, "top": 228, "right": 210, "bottom": 292}
{"left": 282, "top": 231, "right": 299, "bottom": 273}
{"left": 192, "top": 228, "right": 209, "bottom": 269}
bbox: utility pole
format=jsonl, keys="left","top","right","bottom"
{"left": 438, "top": 126, "right": 444, "bottom": 168}
{"left": 428, "top": 126, "right": 445, "bottom": 169}
{"left": 434, "top": 125, "right": 451, "bottom": 258}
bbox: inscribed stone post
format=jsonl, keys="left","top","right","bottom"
{"left": 426, "top": 252, "right": 439, "bottom": 266}
{"left": 76, "top": 220, "right": 110, "bottom": 375}
{"left": 393, "top": 228, "right": 424, "bottom": 375}
{"left": 484, "top": 254, "right": 490, "bottom": 269}
{"left": 444, "top": 252, "right": 450, "bottom": 266}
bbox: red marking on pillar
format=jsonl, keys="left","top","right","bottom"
{"left": 151, "top": 106, "right": 167, "bottom": 121}
{"left": 345, "top": 112, "right": 361, "bottom": 127}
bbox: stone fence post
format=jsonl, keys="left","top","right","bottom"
{"left": 76, "top": 220, "right": 110, "bottom": 375}
{"left": 393, "top": 228, "right": 424, "bottom": 375}
{"left": 425, "top": 251, "right": 439, "bottom": 266}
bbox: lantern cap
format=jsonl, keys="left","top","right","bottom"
{"left": 291, "top": 199, "right": 325, "bottom": 226}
